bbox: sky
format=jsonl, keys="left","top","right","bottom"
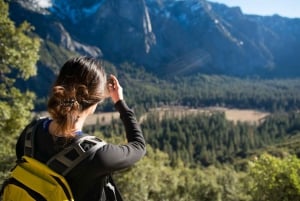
{"left": 207, "top": 0, "right": 300, "bottom": 18}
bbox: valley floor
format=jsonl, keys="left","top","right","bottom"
{"left": 83, "top": 106, "right": 270, "bottom": 126}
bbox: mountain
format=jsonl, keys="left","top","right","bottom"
{"left": 8, "top": 0, "right": 300, "bottom": 79}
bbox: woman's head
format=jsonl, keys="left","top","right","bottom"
{"left": 47, "top": 56, "right": 107, "bottom": 136}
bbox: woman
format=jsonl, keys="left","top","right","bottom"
{"left": 15, "top": 56, "right": 146, "bottom": 200}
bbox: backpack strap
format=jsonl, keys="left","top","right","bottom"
{"left": 47, "top": 135, "right": 106, "bottom": 176}
{"left": 102, "top": 175, "right": 124, "bottom": 201}
{"left": 24, "top": 118, "right": 106, "bottom": 176}
{"left": 24, "top": 118, "right": 45, "bottom": 157}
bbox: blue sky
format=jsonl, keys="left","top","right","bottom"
{"left": 207, "top": 0, "right": 300, "bottom": 18}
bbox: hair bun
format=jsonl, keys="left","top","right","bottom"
{"left": 75, "top": 84, "right": 89, "bottom": 104}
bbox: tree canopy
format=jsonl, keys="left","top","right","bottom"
{"left": 0, "top": 0, "right": 40, "bottom": 176}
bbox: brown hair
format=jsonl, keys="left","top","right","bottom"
{"left": 47, "top": 56, "right": 107, "bottom": 136}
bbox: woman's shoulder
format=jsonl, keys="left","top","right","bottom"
{"left": 26, "top": 116, "right": 52, "bottom": 131}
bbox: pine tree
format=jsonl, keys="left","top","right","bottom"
{"left": 0, "top": 0, "right": 40, "bottom": 180}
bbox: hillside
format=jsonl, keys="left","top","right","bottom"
{"left": 8, "top": 0, "right": 300, "bottom": 81}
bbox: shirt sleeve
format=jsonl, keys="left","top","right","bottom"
{"left": 94, "top": 100, "right": 146, "bottom": 172}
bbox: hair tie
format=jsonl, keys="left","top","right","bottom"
{"left": 60, "top": 98, "right": 77, "bottom": 107}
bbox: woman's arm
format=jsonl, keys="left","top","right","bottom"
{"left": 95, "top": 100, "right": 146, "bottom": 172}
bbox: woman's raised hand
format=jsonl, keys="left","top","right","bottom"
{"left": 107, "top": 74, "right": 123, "bottom": 103}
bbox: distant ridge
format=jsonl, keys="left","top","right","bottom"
{"left": 9, "top": 0, "right": 300, "bottom": 78}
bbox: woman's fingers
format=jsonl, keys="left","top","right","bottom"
{"left": 107, "top": 74, "right": 123, "bottom": 103}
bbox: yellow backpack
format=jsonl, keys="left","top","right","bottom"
{"left": 1, "top": 119, "right": 106, "bottom": 201}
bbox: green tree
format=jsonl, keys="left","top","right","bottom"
{"left": 0, "top": 0, "right": 40, "bottom": 179}
{"left": 247, "top": 153, "right": 300, "bottom": 201}
{"left": 114, "top": 144, "right": 250, "bottom": 201}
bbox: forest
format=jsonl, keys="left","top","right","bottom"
{"left": 1, "top": 0, "right": 300, "bottom": 200}
{"left": 93, "top": 62, "right": 300, "bottom": 114}
{"left": 85, "top": 110, "right": 300, "bottom": 168}
{"left": 88, "top": 110, "right": 300, "bottom": 201}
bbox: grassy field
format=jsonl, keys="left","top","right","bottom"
{"left": 85, "top": 107, "right": 270, "bottom": 126}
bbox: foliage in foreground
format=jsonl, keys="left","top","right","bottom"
{"left": 115, "top": 147, "right": 300, "bottom": 201}
{"left": 0, "top": 0, "right": 40, "bottom": 176}
{"left": 247, "top": 154, "right": 300, "bottom": 201}
{"left": 1, "top": 120, "right": 300, "bottom": 201}
{"left": 95, "top": 131, "right": 300, "bottom": 201}
{"left": 105, "top": 144, "right": 250, "bottom": 201}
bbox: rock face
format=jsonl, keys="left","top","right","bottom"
{"left": 9, "top": 0, "right": 300, "bottom": 78}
